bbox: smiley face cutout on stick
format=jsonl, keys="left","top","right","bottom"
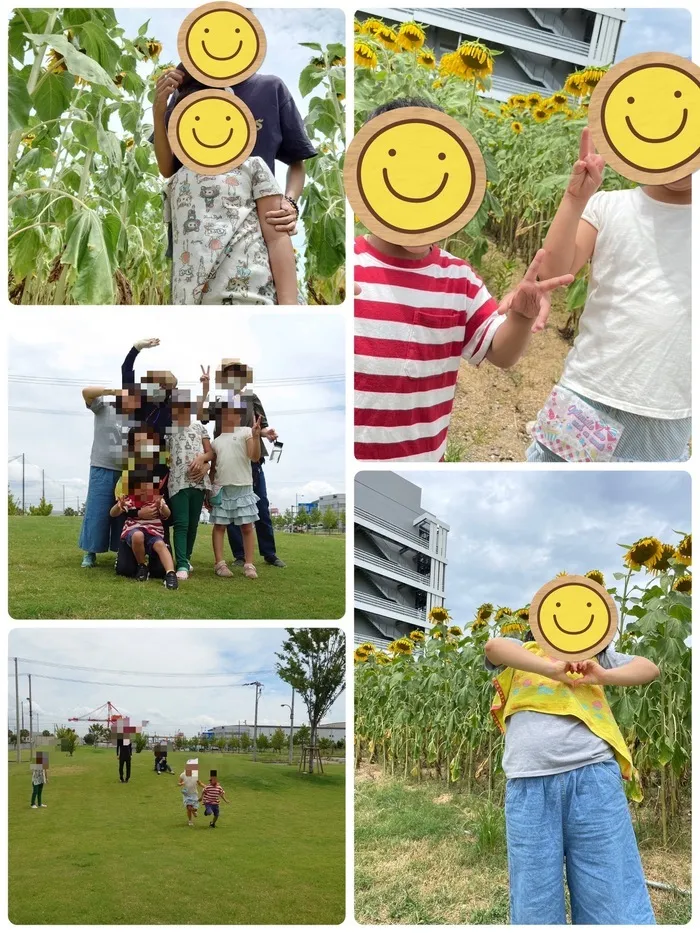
{"left": 529, "top": 575, "right": 617, "bottom": 662}
{"left": 167, "top": 89, "right": 256, "bottom": 175}
{"left": 344, "top": 107, "right": 487, "bottom": 247}
{"left": 178, "top": 2, "right": 266, "bottom": 88}
{"left": 588, "top": 52, "right": 700, "bottom": 185}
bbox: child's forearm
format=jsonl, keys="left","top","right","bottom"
{"left": 601, "top": 657, "right": 660, "bottom": 686}
{"left": 540, "top": 193, "right": 587, "bottom": 279}
{"left": 486, "top": 314, "right": 532, "bottom": 369}
{"left": 109, "top": 503, "right": 123, "bottom": 517}
{"left": 153, "top": 107, "right": 176, "bottom": 178}
{"left": 485, "top": 638, "right": 557, "bottom": 676}
{"left": 266, "top": 236, "right": 298, "bottom": 304}
{"left": 248, "top": 436, "right": 261, "bottom": 462}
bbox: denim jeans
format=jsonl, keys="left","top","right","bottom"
{"left": 227, "top": 461, "right": 278, "bottom": 561}
{"left": 505, "top": 760, "right": 655, "bottom": 924}
{"left": 78, "top": 466, "right": 122, "bottom": 554}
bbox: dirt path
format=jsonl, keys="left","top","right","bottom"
{"left": 448, "top": 246, "right": 573, "bottom": 462}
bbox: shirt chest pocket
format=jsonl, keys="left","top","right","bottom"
{"left": 404, "top": 309, "right": 467, "bottom": 380}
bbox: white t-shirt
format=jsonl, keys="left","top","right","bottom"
{"left": 559, "top": 187, "right": 690, "bottom": 419}
{"left": 179, "top": 773, "right": 199, "bottom": 794}
{"left": 211, "top": 428, "right": 253, "bottom": 486}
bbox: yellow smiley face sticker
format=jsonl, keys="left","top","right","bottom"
{"left": 344, "top": 107, "right": 487, "bottom": 247}
{"left": 167, "top": 89, "right": 257, "bottom": 175}
{"left": 589, "top": 52, "right": 700, "bottom": 185}
{"left": 178, "top": 2, "right": 266, "bottom": 88}
{"left": 529, "top": 575, "right": 618, "bottom": 662}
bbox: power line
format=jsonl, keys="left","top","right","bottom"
{"left": 9, "top": 373, "right": 344, "bottom": 388}
{"left": 13, "top": 657, "right": 276, "bottom": 677}
{"left": 27, "top": 674, "right": 273, "bottom": 689}
{"left": 9, "top": 404, "right": 345, "bottom": 418}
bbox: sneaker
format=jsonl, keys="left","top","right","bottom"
{"left": 81, "top": 552, "right": 96, "bottom": 568}
{"left": 209, "top": 822, "right": 216, "bottom": 828}
{"left": 31, "top": 804, "right": 38, "bottom": 809}
{"left": 215, "top": 560, "right": 234, "bottom": 577}
{"left": 135, "top": 564, "right": 149, "bottom": 583}
{"left": 188, "top": 561, "right": 194, "bottom": 573}
{"left": 40, "top": 804, "right": 47, "bottom": 808}
{"left": 188, "top": 820, "right": 194, "bottom": 826}
{"left": 265, "top": 557, "right": 286, "bottom": 568}
{"left": 164, "top": 570, "right": 179, "bottom": 590}
{"left": 243, "top": 562, "right": 258, "bottom": 579}
{"left": 176, "top": 569, "right": 189, "bottom": 581}
{"left": 231, "top": 558, "right": 245, "bottom": 567}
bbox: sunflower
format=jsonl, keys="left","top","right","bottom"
{"left": 471, "top": 618, "right": 488, "bottom": 631}
{"left": 375, "top": 652, "right": 391, "bottom": 665}
{"left": 151, "top": 62, "right": 176, "bottom": 83}
{"left": 647, "top": 543, "right": 677, "bottom": 575}
{"left": 448, "top": 625, "right": 463, "bottom": 637}
{"left": 526, "top": 92, "right": 542, "bottom": 108}
{"left": 580, "top": 66, "right": 607, "bottom": 92}
{"left": 361, "top": 18, "right": 385, "bottom": 37}
{"left": 515, "top": 607, "right": 530, "bottom": 621}
{"left": 409, "top": 630, "right": 426, "bottom": 643}
{"left": 374, "top": 25, "right": 399, "bottom": 51}
{"left": 124, "top": 137, "right": 135, "bottom": 151}
{"left": 551, "top": 90, "right": 568, "bottom": 109}
{"left": 21, "top": 133, "right": 36, "bottom": 148}
{"left": 113, "top": 71, "right": 126, "bottom": 87}
{"left": 391, "top": 637, "right": 415, "bottom": 656}
{"left": 429, "top": 606, "right": 451, "bottom": 623}
{"left": 624, "top": 537, "right": 664, "bottom": 571}
{"left": 676, "top": 534, "right": 692, "bottom": 566}
{"left": 455, "top": 40, "right": 494, "bottom": 78}
{"left": 417, "top": 47, "right": 436, "bottom": 69}
{"left": 564, "top": 72, "right": 585, "bottom": 96}
{"left": 358, "top": 642, "right": 375, "bottom": 654}
{"left": 438, "top": 51, "right": 467, "bottom": 80}
{"left": 508, "top": 94, "right": 528, "bottom": 109}
{"left": 585, "top": 570, "right": 605, "bottom": 586}
{"left": 396, "top": 21, "right": 425, "bottom": 51}
{"left": 353, "top": 19, "right": 363, "bottom": 33}
{"left": 673, "top": 575, "right": 692, "bottom": 594}
{"left": 354, "top": 647, "right": 370, "bottom": 663}
{"left": 500, "top": 103, "right": 510, "bottom": 116}
{"left": 354, "top": 42, "right": 378, "bottom": 69}
{"left": 501, "top": 621, "right": 526, "bottom": 636}
{"left": 46, "top": 48, "right": 68, "bottom": 74}
{"left": 532, "top": 107, "right": 551, "bottom": 123}
{"left": 494, "top": 607, "right": 513, "bottom": 622}
{"left": 476, "top": 603, "right": 494, "bottom": 621}
{"left": 432, "top": 78, "right": 443, "bottom": 89}
{"left": 429, "top": 625, "right": 444, "bottom": 639}
{"left": 541, "top": 96, "right": 557, "bottom": 111}
{"left": 145, "top": 39, "right": 162, "bottom": 61}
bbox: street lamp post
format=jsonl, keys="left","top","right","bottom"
{"left": 281, "top": 689, "right": 295, "bottom": 766}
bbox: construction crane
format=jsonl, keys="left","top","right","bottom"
{"left": 68, "top": 700, "right": 125, "bottom": 732}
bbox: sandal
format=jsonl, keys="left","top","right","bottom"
{"left": 243, "top": 563, "right": 258, "bottom": 579}
{"left": 215, "top": 560, "right": 234, "bottom": 577}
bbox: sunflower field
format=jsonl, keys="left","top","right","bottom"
{"left": 354, "top": 17, "right": 635, "bottom": 333}
{"left": 8, "top": 7, "right": 345, "bottom": 305}
{"left": 355, "top": 533, "right": 691, "bottom": 844}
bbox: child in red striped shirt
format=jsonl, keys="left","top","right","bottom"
{"left": 110, "top": 471, "right": 178, "bottom": 588}
{"left": 354, "top": 98, "right": 573, "bottom": 463}
{"left": 199, "top": 770, "right": 229, "bottom": 828}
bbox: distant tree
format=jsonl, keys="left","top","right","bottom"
{"left": 309, "top": 506, "right": 321, "bottom": 526}
{"left": 29, "top": 497, "right": 53, "bottom": 516}
{"left": 135, "top": 732, "right": 148, "bottom": 753}
{"left": 270, "top": 728, "right": 286, "bottom": 753}
{"left": 295, "top": 508, "right": 309, "bottom": 527}
{"left": 20, "top": 728, "right": 29, "bottom": 740}
{"left": 229, "top": 736, "right": 240, "bottom": 752}
{"left": 88, "top": 723, "right": 106, "bottom": 743}
{"left": 8, "top": 489, "right": 23, "bottom": 515}
{"left": 174, "top": 735, "right": 185, "bottom": 750}
{"left": 256, "top": 732, "right": 269, "bottom": 751}
{"left": 83, "top": 733, "right": 95, "bottom": 745}
{"left": 63, "top": 506, "right": 77, "bottom": 517}
{"left": 215, "top": 737, "right": 226, "bottom": 752}
{"left": 319, "top": 737, "right": 332, "bottom": 753}
{"left": 42, "top": 729, "right": 51, "bottom": 737}
{"left": 79, "top": 502, "right": 86, "bottom": 516}
{"left": 199, "top": 735, "right": 211, "bottom": 750}
{"left": 339, "top": 510, "right": 345, "bottom": 530}
{"left": 240, "top": 732, "right": 251, "bottom": 752}
{"left": 9, "top": 733, "right": 17, "bottom": 744}
{"left": 276, "top": 629, "right": 346, "bottom": 773}
{"left": 335, "top": 738, "right": 345, "bottom": 750}
{"left": 55, "top": 726, "right": 78, "bottom": 756}
{"left": 322, "top": 508, "right": 338, "bottom": 531}
{"left": 293, "top": 724, "right": 310, "bottom": 746}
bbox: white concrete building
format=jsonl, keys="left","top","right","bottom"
{"left": 355, "top": 472, "right": 449, "bottom": 648}
{"left": 358, "top": 7, "right": 626, "bottom": 101}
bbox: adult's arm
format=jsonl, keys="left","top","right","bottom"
{"left": 152, "top": 70, "right": 184, "bottom": 178}
{"left": 82, "top": 386, "right": 120, "bottom": 405}
{"left": 122, "top": 338, "right": 160, "bottom": 387}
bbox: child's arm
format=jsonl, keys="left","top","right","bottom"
{"left": 258, "top": 195, "right": 298, "bottom": 304}
{"left": 196, "top": 365, "right": 210, "bottom": 422}
{"left": 152, "top": 70, "right": 183, "bottom": 178}
{"left": 109, "top": 496, "right": 127, "bottom": 518}
{"left": 221, "top": 792, "right": 229, "bottom": 803}
{"left": 539, "top": 127, "right": 603, "bottom": 281}
{"left": 188, "top": 439, "right": 214, "bottom": 482}
{"left": 486, "top": 251, "right": 574, "bottom": 368}
{"left": 569, "top": 656, "right": 660, "bottom": 687}
{"left": 484, "top": 637, "right": 573, "bottom": 684}
{"left": 247, "top": 417, "right": 262, "bottom": 462}
{"left": 157, "top": 497, "right": 171, "bottom": 520}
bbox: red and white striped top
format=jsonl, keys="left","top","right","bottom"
{"left": 354, "top": 237, "right": 504, "bottom": 462}
{"left": 201, "top": 783, "right": 225, "bottom": 803}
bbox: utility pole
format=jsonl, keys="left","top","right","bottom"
{"left": 21, "top": 454, "right": 25, "bottom": 514}
{"left": 62, "top": 485, "right": 65, "bottom": 513}
{"left": 281, "top": 689, "right": 295, "bottom": 766}
{"left": 21, "top": 700, "right": 25, "bottom": 734}
{"left": 14, "top": 658, "right": 20, "bottom": 763}
{"left": 28, "top": 673, "right": 33, "bottom": 754}
{"left": 243, "top": 681, "right": 262, "bottom": 762}
{"left": 41, "top": 469, "right": 45, "bottom": 502}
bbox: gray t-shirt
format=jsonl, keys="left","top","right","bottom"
{"left": 88, "top": 397, "right": 123, "bottom": 471}
{"left": 485, "top": 638, "right": 634, "bottom": 779}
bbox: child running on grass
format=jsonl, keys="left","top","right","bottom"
{"left": 110, "top": 470, "right": 178, "bottom": 589}
{"left": 484, "top": 631, "right": 659, "bottom": 924}
{"left": 166, "top": 389, "right": 212, "bottom": 580}
{"left": 527, "top": 128, "right": 691, "bottom": 462}
{"left": 354, "top": 98, "right": 574, "bottom": 462}
{"left": 178, "top": 763, "right": 205, "bottom": 827}
{"left": 200, "top": 770, "right": 229, "bottom": 828}
{"left": 30, "top": 753, "right": 48, "bottom": 809}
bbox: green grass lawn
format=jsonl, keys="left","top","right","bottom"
{"left": 9, "top": 746, "right": 345, "bottom": 924}
{"left": 8, "top": 517, "right": 345, "bottom": 619}
{"left": 355, "top": 768, "right": 691, "bottom": 925}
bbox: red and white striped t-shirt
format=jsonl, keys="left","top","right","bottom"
{"left": 201, "top": 783, "right": 225, "bottom": 804}
{"left": 354, "top": 237, "right": 504, "bottom": 462}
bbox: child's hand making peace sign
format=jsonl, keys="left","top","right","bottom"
{"left": 251, "top": 415, "right": 263, "bottom": 438}
{"left": 567, "top": 127, "right": 605, "bottom": 203}
{"left": 498, "top": 250, "right": 574, "bottom": 333}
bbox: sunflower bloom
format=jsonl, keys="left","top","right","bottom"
{"left": 564, "top": 71, "right": 585, "bottom": 96}
{"left": 432, "top": 78, "right": 443, "bottom": 89}
{"left": 417, "top": 47, "right": 436, "bottom": 69}
{"left": 409, "top": 630, "right": 426, "bottom": 643}
{"left": 389, "top": 637, "right": 414, "bottom": 656}
{"left": 455, "top": 40, "right": 494, "bottom": 78}
{"left": 361, "top": 18, "right": 385, "bottom": 37}
{"left": 471, "top": 618, "right": 488, "bottom": 632}
{"left": 676, "top": 534, "right": 692, "bottom": 566}
{"left": 673, "top": 575, "right": 692, "bottom": 594}
{"left": 526, "top": 92, "right": 542, "bottom": 108}
{"left": 354, "top": 648, "right": 370, "bottom": 663}
{"left": 476, "top": 602, "right": 494, "bottom": 621}
{"left": 585, "top": 570, "right": 605, "bottom": 586}
{"left": 508, "top": 94, "right": 528, "bottom": 109}
{"left": 21, "top": 133, "right": 36, "bottom": 148}
{"left": 114, "top": 71, "right": 126, "bottom": 87}
{"left": 375, "top": 652, "right": 391, "bottom": 665}
{"left": 647, "top": 543, "right": 677, "bottom": 575}
{"left": 581, "top": 66, "right": 607, "bottom": 91}
{"left": 375, "top": 25, "right": 399, "bottom": 51}
{"left": 354, "top": 42, "right": 378, "bottom": 69}
{"left": 511, "top": 121, "right": 523, "bottom": 134}
{"left": 551, "top": 90, "right": 568, "bottom": 108}
{"left": 145, "top": 39, "right": 162, "bottom": 61}
{"left": 358, "top": 642, "right": 375, "bottom": 654}
{"left": 429, "top": 625, "right": 444, "bottom": 639}
{"left": 624, "top": 537, "right": 664, "bottom": 571}
{"left": 448, "top": 625, "right": 463, "bottom": 637}
{"left": 396, "top": 21, "right": 425, "bottom": 51}
{"left": 494, "top": 607, "right": 512, "bottom": 622}
{"left": 354, "top": 19, "right": 363, "bottom": 33}
{"left": 429, "top": 606, "right": 451, "bottom": 623}
{"left": 501, "top": 621, "right": 526, "bottom": 636}
{"left": 515, "top": 607, "right": 530, "bottom": 621}
{"left": 533, "top": 107, "right": 551, "bottom": 123}
{"left": 46, "top": 49, "right": 68, "bottom": 74}
{"left": 556, "top": 570, "right": 568, "bottom": 577}
{"left": 125, "top": 137, "right": 135, "bottom": 150}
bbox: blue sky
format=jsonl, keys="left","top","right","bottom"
{"left": 616, "top": 8, "right": 692, "bottom": 60}
{"left": 398, "top": 469, "right": 691, "bottom": 626}
{"left": 8, "top": 628, "right": 346, "bottom": 733}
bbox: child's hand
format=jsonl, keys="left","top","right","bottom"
{"left": 500, "top": 250, "right": 574, "bottom": 332}
{"left": 188, "top": 454, "right": 208, "bottom": 482}
{"left": 354, "top": 283, "right": 362, "bottom": 296}
{"left": 566, "top": 658, "right": 608, "bottom": 686}
{"left": 566, "top": 128, "right": 605, "bottom": 203}
{"left": 199, "top": 364, "right": 210, "bottom": 389}
{"left": 153, "top": 70, "right": 183, "bottom": 115}
{"left": 252, "top": 415, "right": 263, "bottom": 438}
{"left": 543, "top": 659, "right": 578, "bottom": 685}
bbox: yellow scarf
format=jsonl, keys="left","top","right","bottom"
{"left": 490, "top": 642, "right": 641, "bottom": 801}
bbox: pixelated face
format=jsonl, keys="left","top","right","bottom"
{"left": 220, "top": 403, "right": 242, "bottom": 431}
{"left": 216, "top": 359, "right": 253, "bottom": 391}
{"left": 172, "top": 401, "right": 194, "bottom": 426}
{"left": 118, "top": 388, "right": 142, "bottom": 413}
{"left": 179, "top": 2, "right": 266, "bottom": 87}
{"left": 135, "top": 480, "right": 158, "bottom": 501}
{"left": 168, "top": 89, "right": 257, "bottom": 175}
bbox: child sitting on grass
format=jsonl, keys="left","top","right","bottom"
{"left": 527, "top": 128, "right": 691, "bottom": 462}
{"left": 199, "top": 770, "right": 229, "bottom": 829}
{"left": 110, "top": 470, "right": 178, "bottom": 589}
{"left": 354, "top": 98, "right": 574, "bottom": 462}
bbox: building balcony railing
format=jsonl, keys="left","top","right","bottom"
{"left": 354, "top": 632, "right": 394, "bottom": 649}
{"left": 354, "top": 590, "right": 427, "bottom": 622}
{"left": 431, "top": 8, "right": 591, "bottom": 60}
{"left": 489, "top": 73, "right": 550, "bottom": 99}
{"left": 355, "top": 507, "right": 432, "bottom": 553}
{"left": 354, "top": 548, "right": 431, "bottom": 587}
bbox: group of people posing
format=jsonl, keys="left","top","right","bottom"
{"left": 78, "top": 338, "right": 286, "bottom": 590}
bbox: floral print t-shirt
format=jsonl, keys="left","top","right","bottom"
{"left": 166, "top": 422, "right": 212, "bottom": 498}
